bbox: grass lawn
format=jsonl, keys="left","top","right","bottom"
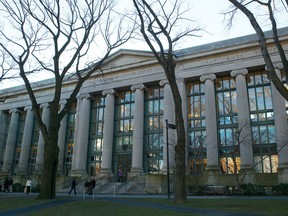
{"left": 0, "top": 195, "right": 287, "bottom": 216}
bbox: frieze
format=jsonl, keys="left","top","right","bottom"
{"left": 84, "top": 67, "right": 163, "bottom": 87}
{"left": 200, "top": 54, "right": 244, "bottom": 66}
{"left": 255, "top": 47, "right": 278, "bottom": 56}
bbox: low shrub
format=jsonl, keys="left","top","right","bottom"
{"left": 12, "top": 183, "right": 25, "bottom": 192}
{"left": 240, "top": 183, "right": 266, "bottom": 195}
{"left": 272, "top": 183, "right": 288, "bottom": 195}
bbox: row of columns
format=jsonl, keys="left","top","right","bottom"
{"left": 200, "top": 66, "right": 288, "bottom": 182}
{"left": 1, "top": 68, "right": 287, "bottom": 179}
{"left": 71, "top": 81, "right": 176, "bottom": 176}
{"left": 71, "top": 81, "right": 175, "bottom": 175}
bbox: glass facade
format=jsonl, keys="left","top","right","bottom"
{"left": 88, "top": 96, "right": 105, "bottom": 176}
{"left": 114, "top": 90, "right": 135, "bottom": 178}
{"left": 13, "top": 110, "right": 25, "bottom": 174}
{"left": 0, "top": 112, "right": 9, "bottom": 169}
{"left": 64, "top": 102, "right": 76, "bottom": 176}
{"left": 29, "top": 115, "right": 38, "bottom": 175}
{"left": 187, "top": 81, "right": 207, "bottom": 175}
{"left": 216, "top": 77, "right": 239, "bottom": 174}
{"left": 247, "top": 71, "right": 278, "bottom": 173}
{"left": 144, "top": 86, "right": 164, "bottom": 174}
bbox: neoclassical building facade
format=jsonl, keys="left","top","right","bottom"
{"left": 0, "top": 28, "right": 288, "bottom": 192}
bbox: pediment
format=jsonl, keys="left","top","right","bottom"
{"left": 103, "top": 49, "right": 155, "bottom": 69}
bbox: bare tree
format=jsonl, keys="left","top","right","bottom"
{"left": 0, "top": 49, "right": 19, "bottom": 102}
{"left": 226, "top": 0, "right": 288, "bottom": 100}
{"left": 229, "top": 121, "right": 286, "bottom": 194}
{"left": 0, "top": 0, "right": 134, "bottom": 199}
{"left": 188, "top": 133, "right": 206, "bottom": 193}
{"left": 132, "top": 0, "right": 201, "bottom": 203}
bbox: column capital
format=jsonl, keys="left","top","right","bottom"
{"left": 176, "top": 77, "right": 185, "bottom": 83}
{"left": 274, "top": 63, "right": 283, "bottom": 70}
{"left": 200, "top": 73, "right": 216, "bottom": 82}
{"left": 40, "top": 103, "right": 50, "bottom": 109}
{"left": 24, "top": 106, "right": 33, "bottom": 111}
{"left": 131, "top": 84, "right": 145, "bottom": 91}
{"left": 265, "top": 62, "right": 283, "bottom": 71}
{"left": 9, "top": 108, "right": 19, "bottom": 113}
{"left": 231, "top": 68, "right": 248, "bottom": 77}
{"left": 77, "top": 93, "right": 91, "bottom": 100}
{"left": 159, "top": 79, "right": 169, "bottom": 86}
{"left": 102, "top": 89, "right": 115, "bottom": 96}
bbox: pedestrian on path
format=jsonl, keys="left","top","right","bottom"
{"left": 25, "top": 178, "right": 32, "bottom": 194}
{"left": 68, "top": 178, "right": 77, "bottom": 195}
{"left": 0, "top": 178, "right": 2, "bottom": 192}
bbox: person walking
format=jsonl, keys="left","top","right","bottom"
{"left": 25, "top": 178, "right": 32, "bottom": 194}
{"left": 91, "top": 178, "right": 96, "bottom": 191}
{"left": 68, "top": 178, "right": 77, "bottom": 195}
{"left": 8, "top": 178, "right": 13, "bottom": 192}
{"left": 4, "top": 178, "right": 9, "bottom": 192}
{"left": 0, "top": 178, "right": 2, "bottom": 193}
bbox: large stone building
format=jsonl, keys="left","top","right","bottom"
{"left": 0, "top": 28, "right": 288, "bottom": 194}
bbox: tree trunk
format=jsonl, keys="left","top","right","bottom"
{"left": 37, "top": 106, "right": 60, "bottom": 199}
{"left": 169, "top": 72, "right": 187, "bottom": 203}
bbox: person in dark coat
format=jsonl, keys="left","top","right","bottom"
{"left": 4, "top": 178, "right": 9, "bottom": 192}
{"left": 68, "top": 178, "right": 77, "bottom": 195}
{"left": 91, "top": 178, "right": 96, "bottom": 190}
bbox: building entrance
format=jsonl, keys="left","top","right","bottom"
{"left": 116, "top": 154, "right": 131, "bottom": 182}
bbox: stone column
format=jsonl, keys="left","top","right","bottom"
{"left": 130, "top": 84, "right": 145, "bottom": 174}
{"left": 177, "top": 78, "right": 188, "bottom": 169}
{"left": 71, "top": 97, "right": 81, "bottom": 171}
{"left": 57, "top": 102, "right": 68, "bottom": 175}
{"left": 72, "top": 94, "right": 91, "bottom": 175}
{"left": 231, "top": 69, "right": 255, "bottom": 183}
{"left": 18, "top": 106, "right": 34, "bottom": 175}
{"left": 100, "top": 89, "right": 115, "bottom": 175}
{"left": 160, "top": 80, "right": 176, "bottom": 171}
{"left": 231, "top": 69, "right": 254, "bottom": 168}
{"left": 35, "top": 103, "right": 50, "bottom": 173}
{"left": 200, "top": 74, "right": 218, "bottom": 184}
{"left": 0, "top": 111, "right": 7, "bottom": 164}
{"left": 2, "top": 108, "right": 20, "bottom": 174}
{"left": 269, "top": 64, "right": 288, "bottom": 182}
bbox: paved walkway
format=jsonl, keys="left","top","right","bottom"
{"left": 1, "top": 193, "right": 287, "bottom": 216}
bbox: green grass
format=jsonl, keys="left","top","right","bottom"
{"left": 0, "top": 195, "right": 287, "bottom": 216}
{"left": 0, "top": 196, "right": 49, "bottom": 211}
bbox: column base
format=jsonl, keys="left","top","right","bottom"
{"left": 16, "top": 171, "right": 28, "bottom": 177}
{"left": 33, "top": 170, "right": 43, "bottom": 175}
{"left": 100, "top": 168, "right": 113, "bottom": 175}
{"left": 69, "top": 169, "right": 88, "bottom": 177}
{"left": 277, "top": 165, "right": 288, "bottom": 183}
{"left": 160, "top": 167, "right": 175, "bottom": 175}
{"left": 130, "top": 167, "right": 144, "bottom": 174}
{"left": 56, "top": 171, "right": 64, "bottom": 176}
{"left": 238, "top": 168, "right": 256, "bottom": 184}
{"left": 204, "top": 166, "right": 219, "bottom": 185}
{"left": 34, "top": 164, "right": 43, "bottom": 174}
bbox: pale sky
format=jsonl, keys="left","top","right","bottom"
{"left": 0, "top": 0, "right": 287, "bottom": 89}
{"left": 122, "top": 0, "right": 288, "bottom": 50}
